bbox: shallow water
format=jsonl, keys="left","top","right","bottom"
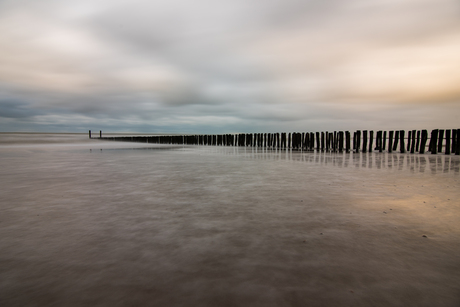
{"left": 1, "top": 134, "right": 459, "bottom": 306}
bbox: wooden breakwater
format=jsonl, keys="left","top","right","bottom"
{"left": 90, "top": 129, "right": 460, "bottom": 155}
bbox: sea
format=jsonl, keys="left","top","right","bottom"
{"left": 1, "top": 133, "right": 459, "bottom": 306}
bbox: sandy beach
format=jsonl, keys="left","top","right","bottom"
{"left": 0, "top": 134, "right": 459, "bottom": 306}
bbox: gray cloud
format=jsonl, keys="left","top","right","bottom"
{"left": 0, "top": 99, "right": 39, "bottom": 118}
{"left": 0, "top": 0, "right": 459, "bottom": 133}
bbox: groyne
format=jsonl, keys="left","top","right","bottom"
{"left": 90, "top": 129, "right": 460, "bottom": 155}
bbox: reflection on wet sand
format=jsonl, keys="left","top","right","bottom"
{"left": 178, "top": 147, "right": 460, "bottom": 174}
{"left": 2, "top": 136, "right": 460, "bottom": 306}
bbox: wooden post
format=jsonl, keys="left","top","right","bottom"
{"left": 99, "top": 130, "right": 102, "bottom": 138}
{"left": 328, "top": 132, "right": 332, "bottom": 151}
{"left": 353, "top": 132, "right": 356, "bottom": 151}
{"left": 89, "top": 130, "right": 91, "bottom": 139}
{"left": 309, "top": 132, "right": 313, "bottom": 150}
{"left": 369, "top": 131, "right": 373, "bottom": 152}
{"left": 451, "top": 129, "right": 457, "bottom": 155}
{"left": 410, "top": 130, "right": 416, "bottom": 153}
{"left": 437, "top": 130, "right": 444, "bottom": 153}
{"left": 400, "top": 130, "right": 405, "bottom": 153}
{"left": 456, "top": 129, "right": 460, "bottom": 155}
{"left": 388, "top": 131, "right": 393, "bottom": 153}
{"left": 362, "top": 130, "right": 368, "bottom": 153}
{"left": 406, "top": 131, "right": 411, "bottom": 152}
{"left": 316, "top": 132, "right": 320, "bottom": 151}
{"left": 430, "top": 129, "right": 438, "bottom": 154}
{"left": 383, "top": 131, "right": 387, "bottom": 151}
{"left": 345, "top": 131, "right": 350, "bottom": 153}
{"left": 428, "top": 134, "right": 433, "bottom": 152}
{"left": 416, "top": 131, "right": 420, "bottom": 152}
{"left": 333, "top": 131, "right": 337, "bottom": 152}
{"left": 321, "top": 132, "right": 325, "bottom": 151}
{"left": 356, "top": 130, "right": 361, "bottom": 152}
{"left": 445, "top": 129, "right": 451, "bottom": 155}
{"left": 393, "top": 131, "right": 399, "bottom": 151}
{"left": 375, "top": 131, "right": 380, "bottom": 151}
{"left": 419, "top": 130, "right": 427, "bottom": 154}
{"left": 339, "top": 131, "right": 344, "bottom": 152}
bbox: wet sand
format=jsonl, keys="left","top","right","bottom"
{"left": 1, "top": 134, "right": 459, "bottom": 306}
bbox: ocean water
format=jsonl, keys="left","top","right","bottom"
{"left": 1, "top": 133, "right": 459, "bottom": 306}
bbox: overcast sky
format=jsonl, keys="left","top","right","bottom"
{"left": 1, "top": 0, "right": 459, "bottom": 133}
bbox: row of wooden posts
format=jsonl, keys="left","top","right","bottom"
{"left": 90, "top": 129, "right": 460, "bottom": 155}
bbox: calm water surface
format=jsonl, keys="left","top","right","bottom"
{"left": 1, "top": 133, "right": 459, "bottom": 307}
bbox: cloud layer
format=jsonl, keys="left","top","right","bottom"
{"left": 1, "top": 0, "right": 459, "bottom": 133}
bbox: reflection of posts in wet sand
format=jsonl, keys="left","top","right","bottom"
{"left": 210, "top": 147, "right": 460, "bottom": 174}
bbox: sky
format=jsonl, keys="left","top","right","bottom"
{"left": 0, "top": 0, "right": 459, "bottom": 134}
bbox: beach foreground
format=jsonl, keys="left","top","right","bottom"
{"left": 0, "top": 134, "right": 459, "bottom": 306}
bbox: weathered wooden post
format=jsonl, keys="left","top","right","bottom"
{"left": 388, "top": 131, "right": 393, "bottom": 153}
{"left": 362, "top": 130, "right": 368, "bottom": 153}
{"left": 393, "top": 131, "right": 399, "bottom": 151}
{"left": 375, "top": 131, "right": 380, "bottom": 151}
{"left": 383, "top": 131, "right": 387, "bottom": 151}
{"left": 406, "top": 131, "right": 411, "bottom": 152}
{"left": 456, "top": 129, "right": 460, "bottom": 155}
{"left": 452, "top": 130, "right": 457, "bottom": 154}
{"left": 400, "top": 130, "right": 406, "bottom": 153}
{"left": 346, "top": 131, "right": 350, "bottom": 153}
{"left": 428, "top": 134, "right": 433, "bottom": 152}
{"left": 445, "top": 129, "right": 451, "bottom": 155}
{"left": 356, "top": 130, "right": 361, "bottom": 152}
{"left": 437, "top": 130, "right": 444, "bottom": 154}
{"left": 89, "top": 130, "right": 91, "bottom": 139}
{"left": 430, "top": 129, "right": 438, "bottom": 154}
{"left": 334, "top": 131, "right": 338, "bottom": 152}
{"left": 319, "top": 132, "right": 324, "bottom": 151}
{"left": 410, "top": 130, "right": 416, "bottom": 153}
{"left": 369, "top": 131, "right": 374, "bottom": 152}
{"left": 328, "top": 132, "right": 332, "bottom": 151}
{"left": 294, "top": 132, "right": 299, "bottom": 149}
{"left": 298, "top": 132, "right": 301, "bottom": 149}
{"left": 416, "top": 131, "right": 420, "bottom": 152}
{"left": 353, "top": 131, "right": 357, "bottom": 152}
{"left": 99, "top": 130, "right": 102, "bottom": 138}
{"left": 339, "top": 131, "right": 344, "bottom": 152}
{"left": 314, "top": 132, "right": 318, "bottom": 151}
